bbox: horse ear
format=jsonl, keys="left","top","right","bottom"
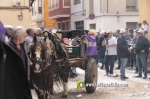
{"left": 33, "top": 36, "right": 37, "bottom": 42}
{"left": 44, "top": 36, "right": 46, "bottom": 41}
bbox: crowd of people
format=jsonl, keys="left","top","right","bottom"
{"left": 0, "top": 19, "right": 149, "bottom": 98}
{"left": 96, "top": 20, "right": 149, "bottom": 80}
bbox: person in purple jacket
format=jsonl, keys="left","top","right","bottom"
{"left": 86, "top": 31, "right": 98, "bottom": 61}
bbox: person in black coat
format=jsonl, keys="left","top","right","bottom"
{"left": 0, "top": 21, "right": 32, "bottom": 99}
{"left": 115, "top": 29, "right": 121, "bottom": 69}
{"left": 134, "top": 29, "right": 149, "bottom": 79}
{"left": 97, "top": 31, "right": 106, "bottom": 69}
{"left": 117, "top": 28, "right": 131, "bottom": 80}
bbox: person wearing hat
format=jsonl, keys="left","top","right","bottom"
{"left": 134, "top": 29, "right": 149, "bottom": 79}
{"left": 117, "top": 28, "right": 131, "bottom": 80}
{"left": 4, "top": 25, "right": 13, "bottom": 42}
{"left": 104, "top": 30, "right": 117, "bottom": 76}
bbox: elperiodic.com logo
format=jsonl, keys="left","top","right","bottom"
{"left": 76, "top": 82, "right": 128, "bottom": 88}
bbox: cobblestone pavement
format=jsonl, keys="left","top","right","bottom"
{"left": 31, "top": 63, "right": 150, "bottom": 99}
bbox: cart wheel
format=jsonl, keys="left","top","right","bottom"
{"left": 85, "top": 58, "right": 98, "bottom": 93}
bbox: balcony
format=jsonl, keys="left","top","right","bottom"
{"left": 32, "top": 14, "right": 44, "bottom": 22}
{"left": 126, "top": 6, "right": 138, "bottom": 11}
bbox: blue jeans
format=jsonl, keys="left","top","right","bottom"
{"left": 96, "top": 52, "right": 105, "bottom": 65}
{"left": 120, "top": 58, "right": 128, "bottom": 77}
{"left": 136, "top": 53, "right": 147, "bottom": 77}
{"left": 104, "top": 55, "right": 116, "bottom": 74}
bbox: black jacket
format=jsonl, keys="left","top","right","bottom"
{"left": 0, "top": 37, "right": 32, "bottom": 99}
{"left": 97, "top": 36, "right": 106, "bottom": 54}
{"left": 8, "top": 40, "right": 30, "bottom": 74}
{"left": 135, "top": 36, "right": 149, "bottom": 54}
{"left": 117, "top": 36, "right": 130, "bottom": 58}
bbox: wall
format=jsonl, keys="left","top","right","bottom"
{"left": 0, "top": 0, "right": 34, "bottom": 28}
{"left": 44, "top": 0, "right": 56, "bottom": 28}
{"left": 70, "top": 0, "right": 85, "bottom": 29}
{"left": 49, "top": 0, "right": 70, "bottom": 18}
{"left": 84, "top": 0, "right": 139, "bottom": 32}
{"left": 139, "top": 0, "right": 150, "bottom": 39}
{"left": 85, "top": 14, "right": 139, "bottom": 32}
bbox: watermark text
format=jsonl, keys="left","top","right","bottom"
{"left": 76, "top": 82, "right": 128, "bottom": 88}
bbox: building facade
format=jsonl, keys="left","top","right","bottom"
{"left": 70, "top": 0, "right": 85, "bottom": 30}
{"left": 71, "top": 0, "right": 139, "bottom": 32}
{"left": 44, "top": 0, "right": 56, "bottom": 29}
{"left": 139, "top": 0, "right": 150, "bottom": 38}
{"left": 49, "top": 0, "right": 70, "bottom": 30}
{"left": 0, "top": 0, "right": 34, "bottom": 28}
{"left": 31, "top": 0, "right": 44, "bottom": 29}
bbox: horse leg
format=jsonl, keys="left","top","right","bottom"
{"left": 47, "top": 79, "right": 54, "bottom": 99}
{"left": 60, "top": 67, "right": 69, "bottom": 98}
{"left": 47, "top": 93, "right": 54, "bottom": 99}
{"left": 35, "top": 89, "right": 43, "bottom": 99}
{"left": 61, "top": 82, "right": 68, "bottom": 98}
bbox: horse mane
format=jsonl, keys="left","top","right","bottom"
{"left": 43, "top": 31, "right": 67, "bottom": 59}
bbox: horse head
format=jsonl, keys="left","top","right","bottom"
{"left": 30, "top": 31, "right": 55, "bottom": 73}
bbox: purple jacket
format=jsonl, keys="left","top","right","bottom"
{"left": 86, "top": 34, "right": 97, "bottom": 56}
{"left": 0, "top": 21, "right": 6, "bottom": 41}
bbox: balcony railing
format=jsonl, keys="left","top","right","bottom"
{"left": 74, "top": 0, "right": 80, "bottom": 4}
{"left": 126, "top": 6, "right": 138, "bottom": 11}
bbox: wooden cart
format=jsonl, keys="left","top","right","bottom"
{"left": 56, "top": 30, "right": 98, "bottom": 93}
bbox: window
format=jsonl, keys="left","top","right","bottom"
{"left": 32, "top": 2, "right": 36, "bottom": 15}
{"left": 126, "top": 0, "right": 138, "bottom": 11}
{"left": 64, "top": 0, "right": 70, "bottom": 6}
{"left": 38, "top": 0, "right": 42, "bottom": 14}
{"left": 75, "top": 21, "right": 84, "bottom": 30}
{"left": 49, "top": 0, "right": 51, "bottom": 10}
{"left": 90, "top": 24, "right": 96, "bottom": 29}
{"left": 74, "top": 0, "right": 80, "bottom": 4}
{"left": 66, "top": 22, "right": 70, "bottom": 30}
{"left": 89, "top": 0, "right": 94, "bottom": 13}
{"left": 58, "top": 23, "right": 61, "bottom": 29}
{"left": 50, "top": 0, "right": 59, "bottom": 10}
{"left": 52, "top": 0, "right": 55, "bottom": 9}
{"left": 126, "top": 22, "right": 138, "bottom": 29}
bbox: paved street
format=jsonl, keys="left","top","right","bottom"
{"left": 31, "top": 63, "right": 150, "bottom": 99}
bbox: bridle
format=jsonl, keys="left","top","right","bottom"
{"left": 30, "top": 35, "right": 55, "bottom": 72}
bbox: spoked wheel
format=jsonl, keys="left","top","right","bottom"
{"left": 85, "top": 58, "right": 98, "bottom": 93}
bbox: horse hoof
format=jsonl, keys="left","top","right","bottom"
{"left": 61, "top": 94, "right": 67, "bottom": 98}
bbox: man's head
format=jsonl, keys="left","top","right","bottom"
{"left": 137, "top": 29, "right": 144, "bottom": 37}
{"left": 107, "top": 30, "right": 113, "bottom": 38}
{"left": 129, "top": 35, "right": 133, "bottom": 40}
{"left": 100, "top": 31, "right": 105, "bottom": 36}
{"left": 11, "top": 27, "right": 27, "bottom": 44}
{"left": 120, "top": 28, "right": 127, "bottom": 36}
{"left": 4, "top": 25, "right": 13, "bottom": 36}
{"left": 138, "top": 23, "right": 142, "bottom": 27}
{"left": 97, "top": 32, "right": 100, "bottom": 36}
{"left": 115, "top": 29, "right": 120, "bottom": 36}
{"left": 26, "top": 28, "right": 35, "bottom": 37}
